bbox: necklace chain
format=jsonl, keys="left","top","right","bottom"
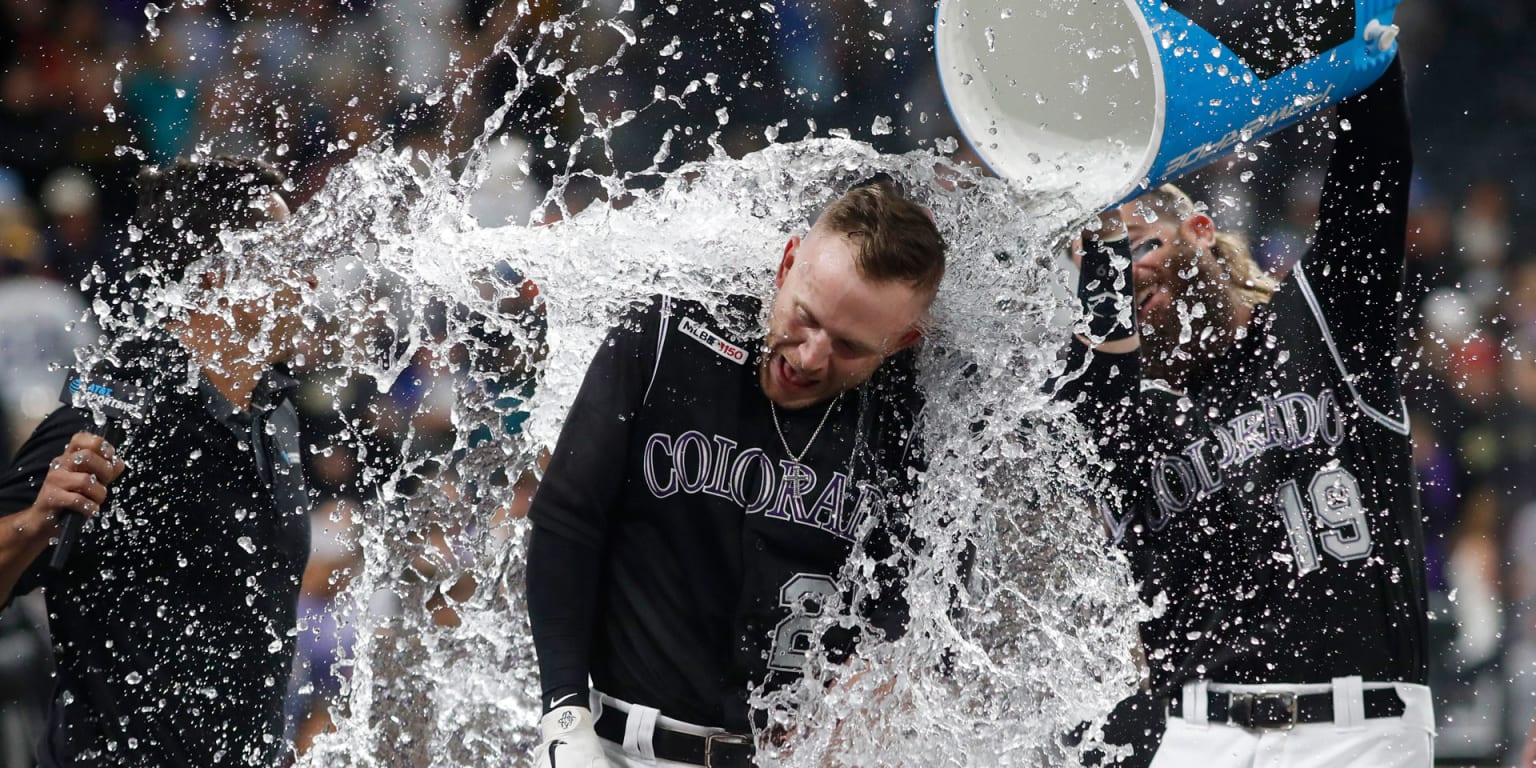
{"left": 770, "top": 394, "right": 842, "bottom": 462}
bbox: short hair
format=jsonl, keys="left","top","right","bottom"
{"left": 815, "top": 180, "right": 946, "bottom": 296}
{"left": 1136, "top": 183, "right": 1278, "bottom": 307}
{"left": 133, "top": 156, "right": 287, "bottom": 284}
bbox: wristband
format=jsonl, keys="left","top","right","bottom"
{"left": 1077, "top": 236, "right": 1136, "bottom": 341}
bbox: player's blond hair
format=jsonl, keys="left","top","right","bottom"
{"left": 1138, "top": 183, "right": 1278, "bottom": 308}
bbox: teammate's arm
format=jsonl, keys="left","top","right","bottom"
{"left": 1296, "top": 55, "right": 1412, "bottom": 389}
{"left": 1050, "top": 214, "right": 1142, "bottom": 538}
{"left": 1072, "top": 211, "right": 1138, "bottom": 354}
{"left": 1053, "top": 211, "right": 1140, "bottom": 414}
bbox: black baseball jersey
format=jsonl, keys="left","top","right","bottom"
{"left": 527, "top": 294, "right": 922, "bottom": 732}
{"left": 1065, "top": 59, "right": 1427, "bottom": 693}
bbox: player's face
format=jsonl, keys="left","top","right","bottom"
{"left": 1118, "top": 200, "right": 1225, "bottom": 376}
{"left": 1118, "top": 205, "right": 1209, "bottom": 326}
{"left": 762, "top": 230, "right": 926, "bottom": 410}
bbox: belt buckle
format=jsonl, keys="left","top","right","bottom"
{"left": 704, "top": 732, "right": 753, "bottom": 767}
{"left": 1229, "top": 691, "right": 1297, "bottom": 731}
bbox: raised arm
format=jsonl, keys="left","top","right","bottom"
{"left": 1048, "top": 213, "right": 1145, "bottom": 541}
{"left": 1295, "top": 55, "right": 1413, "bottom": 409}
{"left": 1054, "top": 210, "right": 1140, "bottom": 406}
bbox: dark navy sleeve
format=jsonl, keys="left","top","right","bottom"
{"left": 858, "top": 412, "right": 927, "bottom": 643}
{"left": 526, "top": 296, "right": 662, "bottom": 710}
{"left": 1292, "top": 56, "right": 1412, "bottom": 410}
{"left": 1051, "top": 338, "right": 1142, "bottom": 534}
{"left": 0, "top": 405, "right": 93, "bottom": 603}
{"left": 1052, "top": 341, "right": 1140, "bottom": 443}
{"left": 527, "top": 298, "right": 661, "bottom": 546}
{"left": 1045, "top": 231, "right": 1144, "bottom": 542}
{"left": 1051, "top": 232, "right": 1141, "bottom": 459}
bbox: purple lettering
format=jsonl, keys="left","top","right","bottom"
{"left": 643, "top": 434, "right": 677, "bottom": 498}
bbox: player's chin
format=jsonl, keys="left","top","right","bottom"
{"left": 770, "top": 387, "right": 829, "bottom": 411}
{"left": 769, "top": 374, "right": 836, "bottom": 410}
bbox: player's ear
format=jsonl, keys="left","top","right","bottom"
{"left": 1182, "top": 213, "right": 1216, "bottom": 250}
{"left": 776, "top": 237, "right": 799, "bottom": 288}
{"left": 893, "top": 326, "right": 923, "bottom": 352}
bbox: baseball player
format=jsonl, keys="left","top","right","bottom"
{"left": 525, "top": 180, "right": 945, "bottom": 767}
{"left": 1058, "top": 57, "right": 1433, "bottom": 766}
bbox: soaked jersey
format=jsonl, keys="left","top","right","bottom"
{"left": 529, "top": 295, "right": 922, "bottom": 731}
{"left": 1116, "top": 270, "right": 1427, "bottom": 691}
{"left": 1079, "top": 62, "right": 1426, "bottom": 692}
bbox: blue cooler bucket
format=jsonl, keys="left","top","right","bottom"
{"left": 935, "top": 0, "right": 1401, "bottom": 207}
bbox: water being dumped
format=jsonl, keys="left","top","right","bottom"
{"left": 81, "top": 2, "right": 1151, "bottom": 766}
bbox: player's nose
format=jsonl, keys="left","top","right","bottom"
{"left": 798, "top": 331, "right": 831, "bottom": 376}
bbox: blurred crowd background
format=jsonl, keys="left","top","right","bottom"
{"left": 0, "top": 0, "right": 1531, "bottom": 765}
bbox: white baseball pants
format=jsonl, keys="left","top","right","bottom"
{"left": 592, "top": 690, "right": 724, "bottom": 768}
{"left": 1149, "top": 678, "right": 1435, "bottom": 768}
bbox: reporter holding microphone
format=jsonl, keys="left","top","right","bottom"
{"left": 0, "top": 433, "right": 124, "bottom": 604}
{"left": 0, "top": 155, "right": 317, "bottom": 768}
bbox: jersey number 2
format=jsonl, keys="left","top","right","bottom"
{"left": 1277, "top": 466, "right": 1373, "bottom": 575}
{"left": 767, "top": 574, "right": 837, "bottom": 673}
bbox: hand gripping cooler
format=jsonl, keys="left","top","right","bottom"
{"left": 935, "top": 0, "right": 1402, "bottom": 207}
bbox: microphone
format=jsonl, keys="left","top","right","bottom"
{"left": 50, "top": 372, "right": 143, "bottom": 572}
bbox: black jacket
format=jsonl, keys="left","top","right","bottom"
{"left": 0, "top": 332, "right": 310, "bottom": 768}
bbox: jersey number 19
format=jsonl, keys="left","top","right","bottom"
{"left": 1276, "top": 466, "right": 1374, "bottom": 575}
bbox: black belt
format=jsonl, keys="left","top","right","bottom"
{"left": 1168, "top": 687, "right": 1405, "bottom": 730}
{"left": 593, "top": 707, "right": 755, "bottom": 768}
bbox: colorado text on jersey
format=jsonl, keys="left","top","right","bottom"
{"left": 642, "top": 429, "right": 886, "bottom": 543}
{"left": 1141, "top": 385, "right": 1348, "bottom": 529}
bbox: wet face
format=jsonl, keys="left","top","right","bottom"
{"left": 230, "top": 195, "right": 317, "bottom": 363}
{"left": 761, "top": 229, "right": 927, "bottom": 410}
{"left": 1118, "top": 200, "right": 1229, "bottom": 382}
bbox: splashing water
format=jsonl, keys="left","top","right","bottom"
{"left": 79, "top": 2, "right": 1153, "bottom": 766}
